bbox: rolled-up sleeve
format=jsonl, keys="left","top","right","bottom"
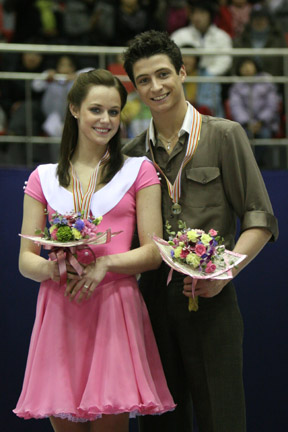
{"left": 220, "top": 121, "right": 279, "bottom": 241}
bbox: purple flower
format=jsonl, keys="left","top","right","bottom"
{"left": 74, "top": 219, "right": 85, "bottom": 231}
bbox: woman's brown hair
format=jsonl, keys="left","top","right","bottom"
{"left": 57, "top": 69, "right": 127, "bottom": 187}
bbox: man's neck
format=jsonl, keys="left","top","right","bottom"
{"left": 152, "top": 100, "right": 188, "bottom": 137}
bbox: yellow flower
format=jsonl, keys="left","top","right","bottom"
{"left": 201, "top": 233, "right": 212, "bottom": 246}
{"left": 187, "top": 229, "right": 198, "bottom": 242}
{"left": 174, "top": 246, "right": 183, "bottom": 258}
{"left": 93, "top": 216, "right": 103, "bottom": 226}
{"left": 186, "top": 253, "right": 201, "bottom": 268}
{"left": 49, "top": 224, "right": 57, "bottom": 234}
{"left": 71, "top": 227, "right": 82, "bottom": 240}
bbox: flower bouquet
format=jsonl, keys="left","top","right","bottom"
{"left": 19, "top": 211, "right": 121, "bottom": 287}
{"left": 153, "top": 220, "right": 247, "bottom": 311}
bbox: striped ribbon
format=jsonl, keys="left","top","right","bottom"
{"left": 148, "top": 107, "right": 202, "bottom": 206}
{"left": 70, "top": 149, "right": 110, "bottom": 218}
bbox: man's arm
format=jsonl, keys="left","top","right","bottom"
{"left": 183, "top": 227, "right": 272, "bottom": 298}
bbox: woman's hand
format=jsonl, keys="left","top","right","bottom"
{"left": 65, "top": 257, "right": 108, "bottom": 303}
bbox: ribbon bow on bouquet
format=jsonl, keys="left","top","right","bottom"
{"left": 20, "top": 211, "right": 121, "bottom": 288}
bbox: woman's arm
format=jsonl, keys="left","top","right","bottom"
{"left": 66, "top": 183, "right": 163, "bottom": 301}
{"left": 99, "top": 183, "right": 163, "bottom": 274}
{"left": 19, "top": 194, "right": 57, "bottom": 282}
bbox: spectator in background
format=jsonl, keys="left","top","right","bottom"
{"left": 171, "top": 1, "right": 233, "bottom": 76}
{"left": 3, "top": 0, "right": 41, "bottom": 42}
{"left": 214, "top": 0, "right": 234, "bottom": 38}
{"left": 107, "top": 51, "right": 150, "bottom": 139}
{"left": 229, "top": 57, "right": 281, "bottom": 139}
{"left": 228, "top": 56, "right": 281, "bottom": 166}
{"left": 1, "top": 45, "right": 47, "bottom": 164}
{"left": 2, "top": 48, "right": 46, "bottom": 137}
{"left": 90, "top": 0, "right": 116, "bottom": 45}
{"left": 32, "top": 55, "right": 78, "bottom": 138}
{"left": 34, "top": 0, "right": 59, "bottom": 42}
{"left": 0, "top": 0, "right": 15, "bottom": 41}
{"left": 233, "top": 4, "right": 287, "bottom": 76}
{"left": 60, "top": 0, "right": 94, "bottom": 45}
{"left": 121, "top": 92, "right": 152, "bottom": 139}
{"left": 107, "top": 53, "right": 135, "bottom": 94}
{"left": 216, "top": 0, "right": 253, "bottom": 40}
{"left": 90, "top": 0, "right": 161, "bottom": 47}
{"left": 114, "top": 0, "right": 150, "bottom": 46}
{"left": 3, "top": 0, "right": 60, "bottom": 43}
{"left": 180, "top": 44, "right": 225, "bottom": 117}
{"left": 258, "top": 0, "right": 288, "bottom": 34}
{"left": 165, "top": 0, "right": 189, "bottom": 35}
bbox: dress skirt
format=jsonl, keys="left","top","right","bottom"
{"left": 13, "top": 275, "right": 176, "bottom": 422}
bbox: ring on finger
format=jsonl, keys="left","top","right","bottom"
{"left": 83, "top": 284, "right": 89, "bottom": 290}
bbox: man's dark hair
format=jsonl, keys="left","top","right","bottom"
{"left": 123, "top": 30, "right": 183, "bottom": 86}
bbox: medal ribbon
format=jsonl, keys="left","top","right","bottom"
{"left": 70, "top": 149, "right": 110, "bottom": 218}
{"left": 148, "top": 107, "right": 202, "bottom": 206}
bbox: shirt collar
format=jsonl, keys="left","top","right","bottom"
{"left": 146, "top": 102, "right": 196, "bottom": 152}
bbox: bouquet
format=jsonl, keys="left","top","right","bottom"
{"left": 153, "top": 220, "right": 247, "bottom": 311}
{"left": 20, "top": 210, "right": 121, "bottom": 287}
{"left": 35, "top": 211, "right": 104, "bottom": 245}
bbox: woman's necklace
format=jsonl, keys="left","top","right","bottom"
{"left": 157, "top": 131, "right": 179, "bottom": 151}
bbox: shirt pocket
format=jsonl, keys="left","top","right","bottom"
{"left": 185, "top": 167, "right": 222, "bottom": 208}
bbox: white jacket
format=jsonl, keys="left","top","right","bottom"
{"left": 171, "top": 24, "right": 232, "bottom": 76}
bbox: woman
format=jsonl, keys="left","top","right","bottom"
{"left": 14, "top": 69, "right": 175, "bottom": 432}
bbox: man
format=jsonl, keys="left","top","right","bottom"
{"left": 122, "top": 30, "right": 278, "bottom": 432}
{"left": 171, "top": 1, "right": 232, "bottom": 76}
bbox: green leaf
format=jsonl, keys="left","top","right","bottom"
{"left": 178, "top": 220, "right": 187, "bottom": 230}
{"left": 44, "top": 227, "right": 50, "bottom": 237}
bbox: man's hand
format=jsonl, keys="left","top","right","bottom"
{"left": 183, "top": 276, "right": 228, "bottom": 298}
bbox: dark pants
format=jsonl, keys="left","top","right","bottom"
{"left": 139, "top": 264, "right": 246, "bottom": 432}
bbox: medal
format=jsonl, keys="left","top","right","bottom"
{"left": 70, "top": 149, "right": 110, "bottom": 218}
{"left": 147, "top": 104, "right": 202, "bottom": 216}
{"left": 171, "top": 203, "right": 182, "bottom": 215}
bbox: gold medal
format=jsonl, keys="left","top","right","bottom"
{"left": 146, "top": 105, "right": 202, "bottom": 216}
{"left": 171, "top": 203, "right": 182, "bottom": 215}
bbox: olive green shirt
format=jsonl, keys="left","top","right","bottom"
{"left": 123, "top": 107, "right": 278, "bottom": 248}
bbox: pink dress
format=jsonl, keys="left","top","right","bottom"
{"left": 13, "top": 157, "right": 176, "bottom": 422}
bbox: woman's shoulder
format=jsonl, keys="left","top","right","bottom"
{"left": 122, "top": 156, "right": 150, "bottom": 170}
{"left": 37, "top": 163, "right": 59, "bottom": 187}
{"left": 37, "top": 163, "right": 58, "bottom": 174}
{"left": 117, "top": 157, "right": 157, "bottom": 184}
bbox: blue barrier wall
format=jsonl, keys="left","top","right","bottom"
{"left": 1, "top": 167, "right": 287, "bottom": 432}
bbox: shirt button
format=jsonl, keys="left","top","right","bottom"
{"left": 166, "top": 167, "right": 171, "bottom": 173}
{"left": 202, "top": 178, "right": 207, "bottom": 183}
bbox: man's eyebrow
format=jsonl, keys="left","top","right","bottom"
{"left": 135, "top": 73, "right": 148, "bottom": 81}
{"left": 135, "top": 68, "right": 170, "bottom": 81}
